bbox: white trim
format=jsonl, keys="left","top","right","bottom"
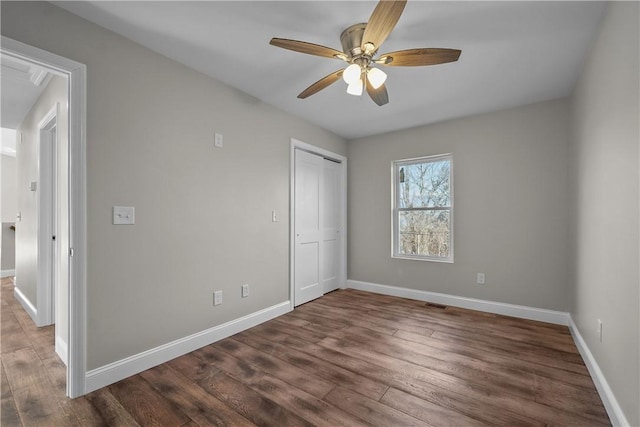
{"left": 85, "top": 301, "right": 291, "bottom": 393}
{"left": 290, "top": 138, "right": 348, "bottom": 310}
{"left": 2, "top": 36, "right": 87, "bottom": 398}
{"left": 1, "top": 269, "right": 16, "bottom": 278}
{"left": 55, "top": 336, "right": 68, "bottom": 366}
{"left": 14, "top": 286, "right": 37, "bottom": 323}
{"left": 346, "top": 280, "right": 570, "bottom": 325}
{"left": 568, "top": 317, "right": 627, "bottom": 427}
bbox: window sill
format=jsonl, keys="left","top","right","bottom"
{"left": 392, "top": 254, "right": 454, "bottom": 263}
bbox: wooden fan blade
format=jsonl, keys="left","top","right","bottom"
{"left": 367, "top": 82, "right": 389, "bottom": 106}
{"left": 361, "top": 0, "right": 407, "bottom": 54}
{"left": 298, "top": 69, "right": 345, "bottom": 99}
{"left": 270, "top": 38, "right": 346, "bottom": 60}
{"left": 377, "top": 48, "right": 461, "bottom": 67}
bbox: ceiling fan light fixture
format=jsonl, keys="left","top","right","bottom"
{"left": 342, "top": 63, "right": 362, "bottom": 85}
{"left": 367, "top": 67, "right": 387, "bottom": 89}
{"left": 347, "top": 78, "right": 363, "bottom": 96}
{"left": 270, "top": 0, "right": 460, "bottom": 107}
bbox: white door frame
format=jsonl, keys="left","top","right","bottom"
{"left": 36, "top": 103, "right": 59, "bottom": 327}
{"left": 290, "top": 138, "right": 347, "bottom": 310}
{"left": 1, "top": 36, "right": 87, "bottom": 398}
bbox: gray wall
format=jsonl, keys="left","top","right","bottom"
{"left": 570, "top": 2, "right": 639, "bottom": 425}
{"left": 1, "top": 223, "right": 15, "bottom": 272}
{"left": 348, "top": 99, "right": 572, "bottom": 311}
{"left": 2, "top": 153, "right": 17, "bottom": 222}
{"left": 2, "top": 1, "right": 346, "bottom": 370}
{"left": 2, "top": 153, "right": 17, "bottom": 273}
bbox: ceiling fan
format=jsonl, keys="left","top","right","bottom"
{"left": 269, "top": 0, "right": 461, "bottom": 106}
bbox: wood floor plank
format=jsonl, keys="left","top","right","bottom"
{"left": 321, "top": 330, "right": 536, "bottom": 399}
{"left": 85, "top": 387, "right": 141, "bottom": 427}
{"left": 323, "top": 290, "right": 579, "bottom": 352}
{"left": 361, "top": 303, "right": 582, "bottom": 356}
{"left": 311, "top": 298, "right": 436, "bottom": 336}
{"left": 391, "top": 328, "right": 595, "bottom": 388}
{"left": 1, "top": 360, "right": 23, "bottom": 427}
{"left": 2, "top": 347, "right": 80, "bottom": 426}
{"left": 0, "top": 305, "right": 31, "bottom": 355}
{"left": 315, "top": 336, "right": 545, "bottom": 426}
{"left": 231, "top": 332, "right": 389, "bottom": 400}
{"left": 380, "top": 386, "right": 488, "bottom": 427}
{"left": 238, "top": 325, "right": 545, "bottom": 425}
{"left": 195, "top": 344, "right": 370, "bottom": 427}
{"left": 293, "top": 303, "right": 401, "bottom": 336}
{"left": 317, "top": 331, "right": 607, "bottom": 426}
{"left": 170, "top": 354, "right": 312, "bottom": 426}
{"left": 210, "top": 337, "right": 336, "bottom": 398}
{"left": 323, "top": 386, "right": 425, "bottom": 426}
{"left": 429, "top": 330, "right": 589, "bottom": 375}
{"left": 267, "top": 317, "right": 328, "bottom": 343}
{"left": 108, "top": 376, "right": 191, "bottom": 426}
{"left": 140, "top": 363, "right": 255, "bottom": 427}
{"left": 67, "top": 395, "right": 117, "bottom": 427}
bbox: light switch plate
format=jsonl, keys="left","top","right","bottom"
{"left": 113, "top": 206, "right": 135, "bottom": 225}
{"left": 214, "top": 133, "right": 223, "bottom": 148}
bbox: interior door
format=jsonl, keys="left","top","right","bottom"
{"left": 294, "top": 150, "right": 324, "bottom": 305}
{"left": 294, "top": 149, "right": 342, "bottom": 306}
{"left": 321, "top": 158, "right": 340, "bottom": 293}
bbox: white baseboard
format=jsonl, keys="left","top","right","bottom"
{"left": 568, "top": 317, "right": 628, "bottom": 427}
{"left": 14, "top": 286, "right": 37, "bottom": 323}
{"left": 346, "top": 280, "right": 570, "bottom": 325}
{"left": 1, "top": 269, "right": 15, "bottom": 278}
{"left": 55, "top": 336, "right": 68, "bottom": 366}
{"left": 85, "top": 300, "right": 291, "bottom": 393}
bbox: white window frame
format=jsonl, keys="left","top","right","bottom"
{"left": 391, "top": 154, "right": 454, "bottom": 263}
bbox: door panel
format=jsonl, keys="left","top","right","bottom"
{"left": 294, "top": 150, "right": 324, "bottom": 305}
{"left": 322, "top": 159, "right": 340, "bottom": 293}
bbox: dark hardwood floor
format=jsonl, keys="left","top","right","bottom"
{"left": 1, "top": 277, "right": 611, "bottom": 426}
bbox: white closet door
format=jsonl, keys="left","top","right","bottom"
{"left": 322, "top": 158, "right": 340, "bottom": 293}
{"left": 294, "top": 150, "right": 324, "bottom": 305}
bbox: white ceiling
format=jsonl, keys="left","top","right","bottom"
{"left": 54, "top": 1, "right": 606, "bottom": 140}
{"left": 1, "top": 56, "right": 52, "bottom": 129}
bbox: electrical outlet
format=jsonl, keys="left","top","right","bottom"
{"left": 476, "top": 273, "right": 485, "bottom": 285}
{"left": 597, "top": 319, "right": 603, "bottom": 342}
{"left": 213, "top": 290, "right": 222, "bottom": 306}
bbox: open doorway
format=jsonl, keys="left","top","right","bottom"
{"left": 1, "top": 36, "right": 86, "bottom": 398}
{"left": 2, "top": 50, "right": 69, "bottom": 361}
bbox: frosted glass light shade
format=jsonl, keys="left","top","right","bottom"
{"left": 367, "top": 67, "right": 387, "bottom": 89}
{"left": 342, "top": 64, "right": 362, "bottom": 85}
{"left": 347, "top": 79, "right": 363, "bottom": 96}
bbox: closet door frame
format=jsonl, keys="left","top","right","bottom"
{"left": 289, "top": 138, "right": 347, "bottom": 309}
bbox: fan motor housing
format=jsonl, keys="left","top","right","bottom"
{"left": 340, "top": 23, "right": 367, "bottom": 58}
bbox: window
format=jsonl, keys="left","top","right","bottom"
{"left": 392, "top": 154, "right": 453, "bottom": 262}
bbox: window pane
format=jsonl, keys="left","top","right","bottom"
{"left": 398, "top": 210, "right": 450, "bottom": 258}
{"left": 398, "top": 160, "right": 450, "bottom": 208}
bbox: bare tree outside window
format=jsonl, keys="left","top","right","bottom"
{"left": 392, "top": 155, "right": 453, "bottom": 262}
